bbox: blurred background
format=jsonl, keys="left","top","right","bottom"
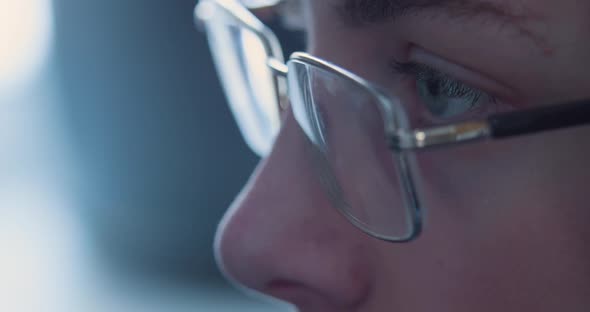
{"left": 0, "top": 0, "right": 301, "bottom": 310}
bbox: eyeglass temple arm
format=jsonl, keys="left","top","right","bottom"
{"left": 488, "top": 99, "right": 590, "bottom": 138}
{"left": 393, "top": 99, "right": 590, "bottom": 150}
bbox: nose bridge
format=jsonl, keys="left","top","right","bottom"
{"left": 215, "top": 113, "right": 328, "bottom": 277}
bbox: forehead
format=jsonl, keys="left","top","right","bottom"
{"left": 304, "top": 0, "right": 556, "bottom": 50}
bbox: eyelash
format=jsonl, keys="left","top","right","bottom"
{"left": 390, "top": 61, "right": 497, "bottom": 107}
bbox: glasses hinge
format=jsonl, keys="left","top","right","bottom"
{"left": 267, "top": 58, "right": 288, "bottom": 76}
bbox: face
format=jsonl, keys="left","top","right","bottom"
{"left": 213, "top": 0, "right": 590, "bottom": 311}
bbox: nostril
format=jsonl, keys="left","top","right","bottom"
{"left": 264, "top": 276, "right": 372, "bottom": 311}
{"left": 265, "top": 279, "right": 307, "bottom": 299}
{"left": 265, "top": 279, "right": 335, "bottom": 298}
{"left": 264, "top": 279, "right": 320, "bottom": 308}
{"left": 214, "top": 192, "right": 375, "bottom": 310}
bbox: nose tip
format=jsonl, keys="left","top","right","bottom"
{"left": 213, "top": 174, "right": 272, "bottom": 290}
{"left": 213, "top": 115, "right": 375, "bottom": 309}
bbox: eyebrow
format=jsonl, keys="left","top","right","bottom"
{"left": 338, "top": 0, "right": 524, "bottom": 24}
{"left": 336, "top": 0, "right": 546, "bottom": 49}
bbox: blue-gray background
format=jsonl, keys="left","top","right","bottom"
{"left": 0, "top": 0, "right": 302, "bottom": 310}
{"left": 53, "top": 0, "right": 258, "bottom": 282}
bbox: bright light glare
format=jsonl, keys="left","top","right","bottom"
{"left": 0, "top": 179, "right": 82, "bottom": 312}
{"left": 0, "top": 0, "right": 53, "bottom": 87}
{"left": 240, "top": 0, "right": 282, "bottom": 9}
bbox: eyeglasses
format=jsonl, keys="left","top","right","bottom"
{"left": 195, "top": 0, "right": 590, "bottom": 242}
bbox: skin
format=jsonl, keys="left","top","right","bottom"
{"left": 214, "top": 0, "right": 590, "bottom": 311}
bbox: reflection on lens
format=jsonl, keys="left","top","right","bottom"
{"left": 204, "top": 4, "right": 280, "bottom": 156}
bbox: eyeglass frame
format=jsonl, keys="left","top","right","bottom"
{"left": 195, "top": 0, "right": 590, "bottom": 242}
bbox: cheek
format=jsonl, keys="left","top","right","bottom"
{"left": 413, "top": 123, "right": 590, "bottom": 228}
{"left": 381, "top": 125, "right": 590, "bottom": 308}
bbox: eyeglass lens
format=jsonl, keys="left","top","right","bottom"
{"left": 288, "top": 60, "right": 418, "bottom": 240}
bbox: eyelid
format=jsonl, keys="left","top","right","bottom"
{"left": 408, "top": 45, "right": 516, "bottom": 100}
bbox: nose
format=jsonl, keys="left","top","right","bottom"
{"left": 214, "top": 112, "right": 375, "bottom": 310}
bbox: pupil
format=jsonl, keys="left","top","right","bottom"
{"left": 427, "top": 80, "right": 440, "bottom": 96}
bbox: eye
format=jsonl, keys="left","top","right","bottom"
{"left": 392, "top": 62, "right": 497, "bottom": 120}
